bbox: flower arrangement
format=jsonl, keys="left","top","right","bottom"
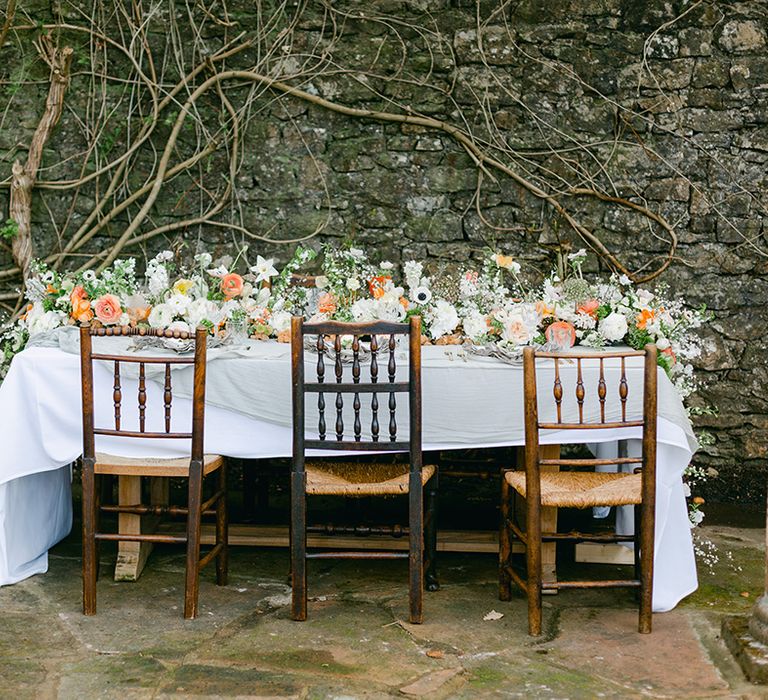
{"left": 0, "top": 243, "right": 712, "bottom": 529}
{"left": 3, "top": 245, "right": 708, "bottom": 394}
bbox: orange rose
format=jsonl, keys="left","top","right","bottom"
{"left": 636, "top": 308, "right": 656, "bottom": 330}
{"left": 577, "top": 299, "right": 600, "bottom": 317}
{"left": 93, "top": 294, "right": 122, "bottom": 325}
{"left": 369, "top": 275, "right": 391, "bottom": 299}
{"left": 70, "top": 286, "right": 94, "bottom": 324}
{"left": 318, "top": 292, "right": 337, "bottom": 315}
{"left": 220, "top": 272, "right": 244, "bottom": 298}
{"left": 545, "top": 321, "right": 576, "bottom": 349}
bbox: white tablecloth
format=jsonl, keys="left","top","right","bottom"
{"left": 0, "top": 340, "right": 698, "bottom": 610}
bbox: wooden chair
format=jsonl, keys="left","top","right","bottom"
{"left": 499, "top": 345, "right": 658, "bottom": 635}
{"left": 290, "top": 316, "right": 438, "bottom": 624}
{"left": 79, "top": 325, "right": 228, "bottom": 619}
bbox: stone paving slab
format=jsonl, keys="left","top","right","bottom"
{"left": 0, "top": 525, "right": 766, "bottom": 698}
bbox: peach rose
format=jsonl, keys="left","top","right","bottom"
{"left": 545, "top": 321, "right": 576, "bottom": 349}
{"left": 318, "top": 292, "right": 337, "bottom": 315}
{"left": 70, "top": 286, "right": 94, "bottom": 324}
{"left": 220, "top": 272, "right": 244, "bottom": 298}
{"left": 93, "top": 294, "right": 122, "bottom": 325}
{"left": 577, "top": 299, "right": 600, "bottom": 317}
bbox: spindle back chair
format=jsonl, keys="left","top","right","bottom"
{"left": 499, "top": 345, "right": 658, "bottom": 635}
{"left": 290, "top": 316, "right": 437, "bottom": 624}
{"left": 79, "top": 325, "right": 227, "bottom": 619}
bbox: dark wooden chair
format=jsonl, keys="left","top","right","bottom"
{"left": 499, "top": 345, "right": 658, "bottom": 635}
{"left": 290, "top": 316, "right": 438, "bottom": 624}
{"left": 79, "top": 325, "right": 228, "bottom": 619}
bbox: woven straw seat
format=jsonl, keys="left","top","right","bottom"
{"left": 306, "top": 462, "right": 436, "bottom": 496}
{"left": 95, "top": 452, "right": 224, "bottom": 477}
{"left": 504, "top": 470, "right": 642, "bottom": 508}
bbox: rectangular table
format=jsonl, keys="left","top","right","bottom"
{"left": 0, "top": 333, "right": 699, "bottom": 611}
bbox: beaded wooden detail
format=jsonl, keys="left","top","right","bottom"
{"left": 79, "top": 324, "right": 209, "bottom": 443}
{"left": 535, "top": 349, "right": 650, "bottom": 431}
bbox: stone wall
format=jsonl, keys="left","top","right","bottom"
{"left": 1, "top": 0, "right": 767, "bottom": 501}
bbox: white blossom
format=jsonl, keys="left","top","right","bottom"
{"left": 346, "top": 278, "right": 361, "bottom": 291}
{"left": 599, "top": 312, "right": 629, "bottom": 342}
{"left": 148, "top": 303, "right": 174, "bottom": 328}
{"left": 426, "top": 299, "right": 459, "bottom": 339}
{"left": 250, "top": 255, "right": 278, "bottom": 283}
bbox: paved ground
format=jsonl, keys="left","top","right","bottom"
{"left": 1, "top": 521, "right": 766, "bottom": 699}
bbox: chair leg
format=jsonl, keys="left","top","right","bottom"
{"left": 424, "top": 471, "right": 439, "bottom": 592}
{"left": 184, "top": 463, "right": 204, "bottom": 620}
{"left": 638, "top": 501, "right": 655, "bottom": 634}
{"left": 525, "top": 494, "right": 543, "bottom": 636}
{"left": 290, "top": 471, "right": 307, "bottom": 621}
{"left": 409, "top": 471, "right": 424, "bottom": 624}
{"left": 216, "top": 462, "right": 229, "bottom": 586}
{"left": 498, "top": 474, "right": 512, "bottom": 602}
{"left": 81, "top": 459, "right": 97, "bottom": 615}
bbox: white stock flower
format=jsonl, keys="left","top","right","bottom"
{"left": 599, "top": 312, "right": 629, "bottom": 342}
{"left": 250, "top": 255, "right": 278, "bottom": 283}
{"left": 426, "top": 299, "right": 459, "bottom": 339}
{"left": 148, "top": 303, "right": 174, "bottom": 328}
{"left": 147, "top": 267, "right": 169, "bottom": 297}
{"left": 403, "top": 261, "right": 423, "bottom": 290}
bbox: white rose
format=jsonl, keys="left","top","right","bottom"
{"left": 270, "top": 310, "right": 292, "bottom": 333}
{"left": 186, "top": 298, "right": 220, "bottom": 327}
{"left": 426, "top": 299, "right": 459, "bottom": 339}
{"left": 656, "top": 337, "right": 670, "bottom": 350}
{"left": 599, "top": 312, "right": 629, "bottom": 343}
{"left": 148, "top": 303, "right": 174, "bottom": 328}
{"left": 24, "top": 303, "right": 65, "bottom": 335}
{"left": 462, "top": 312, "right": 489, "bottom": 341}
{"left": 346, "top": 278, "right": 361, "bottom": 291}
{"left": 166, "top": 293, "right": 190, "bottom": 315}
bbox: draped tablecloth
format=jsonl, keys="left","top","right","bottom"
{"left": 0, "top": 333, "right": 698, "bottom": 610}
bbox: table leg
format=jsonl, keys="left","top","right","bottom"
{"left": 514, "top": 445, "right": 559, "bottom": 588}
{"left": 114, "top": 476, "right": 168, "bottom": 582}
{"left": 539, "top": 444, "right": 560, "bottom": 586}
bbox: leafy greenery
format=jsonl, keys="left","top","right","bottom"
{"left": 0, "top": 219, "right": 19, "bottom": 241}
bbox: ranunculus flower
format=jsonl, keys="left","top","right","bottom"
{"left": 501, "top": 312, "right": 530, "bottom": 345}
{"left": 172, "top": 278, "right": 195, "bottom": 296}
{"left": 599, "top": 312, "right": 629, "bottom": 342}
{"left": 318, "top": 292, "right": 337, "bottom": 315}
{"left": 220, "top": 272, "right": 244, "bottom": 298}
{"left": 577, "top": 299, "right": 600, "bottom": 317}
{"left": 93, "top": 294, "right": 123, "bottom": 325}
{"left": 545, "top": 321, "right": 576, "bottom": 349}
{"left": 369, "top": 275, "right": 391, "bottom": 299}
{"left": 636, "top": 308, "right": 656, "bottom": 330}
{"left": 70, "top": 286, "right": 93, "bottom": 323}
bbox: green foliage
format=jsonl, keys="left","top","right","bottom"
{"left": 0, "top": 219, "right": 18, "bottom": 241}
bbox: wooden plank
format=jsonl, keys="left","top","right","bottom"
{"left": 575, "top": 542, "right": 635, "bottom": 566}
{"left": 160, "top": 523, "right": 523, "bottom": 554}
{"left": 113, "top": 476, "right": 168, "bottom": 581}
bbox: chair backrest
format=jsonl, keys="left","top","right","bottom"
{"left": 290, "top": 316, "right": 422, "bottom": 473}
{"left": 79, "top": 325, "right": 208, "bottom": 463}
{"left": 522, "top": 345, "right": 658, "bottom": 474}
